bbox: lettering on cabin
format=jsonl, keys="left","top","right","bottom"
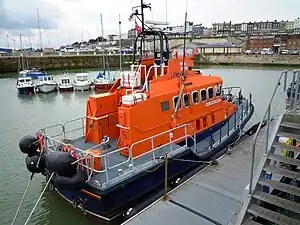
{"left": 205, "top": 99, "right": 221, "bottom": 107}
{"left": 170, "top": 71, "right": 188, "bottom": 78}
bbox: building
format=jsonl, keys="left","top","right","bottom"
{"left": 287, "top": 34, "right": 300, "bottom": 50}
{"left": 212, "top": 22, "right": 232, "bottom": 36}
{"left": 163, "top": 21, "right": 194, "bottom": 36}
{"left": 108, "top": 34, "right": 119, "bottom": 41}
{"left": 128, "top": 29, "right": 136, "bottom": 39}
{"left": 203, "top": 28, "right": 213, "bottom": 36}
{"left": 294, "top": 18, "right": 300, "bottom": 34}
{"left": 247, "top": 35, "right": 274, "bottom": 50}
{"left": 192, "top": 24, "right": 204, "bottom": 36}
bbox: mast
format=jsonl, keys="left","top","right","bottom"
{"left": 27, "top": 29, "right": 32, "bottom": 50}
{"left": 119, "top": 14, "right": 122, "bottom": 71}
{"left": 100, "top": 13, "right": 105, "bottom": 68}
{"left": 140, "top": 0, "right": 144, "bottom": 32}
{"left": 36, "top": 8, "right": 43, "bottom": 50}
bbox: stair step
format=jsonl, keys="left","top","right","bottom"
{"left": 268, "top": 153, "right": 300, "bottom": 167}
{"left": 277, "top": 131, "right": 300, "bottom": 141}
{"left": 273, "top": 142, "right": 300, "bottom": 154}
{"left": 263, "top": 165, "right": 300, "bottom": 180}
{"left": 281, "top": 121, "right": 300, "bottom": 130}
{"left": 253, "top": 190, "right": 300, "bottom": 214}
{"left": 258, "top": 179, "right": 300, "bottom": 197}
{"left": 242, "top": 218, "right": 262, "bottom": 225}
{"left": 247, "top": 204, "right": 300, "bottom": 225}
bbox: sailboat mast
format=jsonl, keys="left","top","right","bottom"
{"left": 36, "top": 8, "right": 43, "bottom": 50}
{"left": 100, "top": 13, "right": 105, "bottom": 68}
{"left": 27, "top": 29, "right": 32, "bottom": 49}
{"left": 119, "top": 14, "right": 122, "bottom": 71}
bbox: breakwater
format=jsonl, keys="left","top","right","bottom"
{"left": 1, "top": 54, "right": 300, "bottom": 73}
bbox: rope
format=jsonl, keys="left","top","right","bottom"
{"left": 23, "top": 173, "right": 54, "bottom": 225}
{"left": 171, "top": 158, "right": 211, "bottom": 164}
{"left": 11, "top": 174, "right": 34, "bottom": 225}
{"left": 145, "top": 161, "right": 164, "bottom": 173}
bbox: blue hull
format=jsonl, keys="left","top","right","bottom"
{"left": 54, "top": 103, "right": 254, "bottom": 221}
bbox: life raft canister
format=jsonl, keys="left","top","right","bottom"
{"left": 62, "top": 144, "right": 78, "bottom": 160}
{"left": 36, "top": 132, "right": 45, "bottom": 151}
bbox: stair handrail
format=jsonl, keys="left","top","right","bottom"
{"left": 248, "top": 70, "right": 288, "bottom": 196}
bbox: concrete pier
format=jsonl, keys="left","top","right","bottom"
{"left": 121, "top": 119, "right": 279, "bottom": 225}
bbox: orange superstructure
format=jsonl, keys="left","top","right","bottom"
{"left": 85, "top": 50, "right": 237, "bottom": 158}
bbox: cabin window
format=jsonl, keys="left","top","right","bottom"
{"left": 208, "top": 87, "right": 213, "bottom": 99}
{"left": 211, "top": 114, "right": 215, "bottom": 124}
{"left": 200, "top": 89, "right": 207, "bottom": 102}
{"left": 215, "top": 84, "right": 222, "bottom": 97}
{"left": 173, "top": 96, "right": 182, "bottom": 110}
{"left": 196, "top": 119, "right": 200, "bottom": 130}
{"left": 203, "top": 117, "right": 207, "bottom": 128}
{"left": 161, "top": 101, "right": 170, "bottom": 112}
{"left": 192, "top": 91, "right": 199, "bottom": 104}
{"left": 183, "top": 94, "right": 190, "bottom": 107}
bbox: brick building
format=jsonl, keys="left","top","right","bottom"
{"left": 287, "top": 34, "right": 300, "bottom": 50}
{"left": 247, "top": 35, "right": 274, "bottom": 50}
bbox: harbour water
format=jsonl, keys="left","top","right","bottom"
{"left": 0, "top": 67, "right": 291, "bottom": 225}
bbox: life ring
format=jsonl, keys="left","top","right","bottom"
{"left": 36, "top": 132, "right": 45, "bottom": 151}
{"left": 62, "top": 145, "right": 78, "bottom": 160}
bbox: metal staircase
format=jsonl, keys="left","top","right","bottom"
{"left": 237, "top": 70, "right": 300, "bottom": 225}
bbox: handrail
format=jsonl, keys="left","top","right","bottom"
{"left": 248, "top": 70, "right": 288, "bottom": 195}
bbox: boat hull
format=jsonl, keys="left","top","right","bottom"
{"left": 74, "top": 84, "right": 91, "bottom": 92}
{"left": 51, "top": 103, "right": 254, "bottom": 221}
{"left": 17, "top": 86, "right": 36, "bottom": 95}
{"left": 94, "top": 83, "right": 112, "bottom": 91}
{"left": 37, "top": 84, "right": 57, "bottom": 93}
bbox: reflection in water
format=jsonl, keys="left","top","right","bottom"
{"left": 17, "top": 93, "right": 37, "bottom": 103}
{"left": 37, "top": 92, "right": 59, "bottom": 103}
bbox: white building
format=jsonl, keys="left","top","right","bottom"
{"left": 164, "top": 21, "right": 194, "bottom": 35}
{"left": 241, "top": 23, "right": 247, "bottom": 32}
{"left": 294, "top": 18, "right": 300, "bottom": 34}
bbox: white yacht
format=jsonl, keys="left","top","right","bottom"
{"left": 58, "top": 74, "right": 74, "bottom": 92}
{"left": 36, "top": 75, "right": 58, "bottom": 93}
{"left": 73, "top": 73, "right": 91, "bottom": 91}
{"left": 16, "top": 77, "right": 36, "bottom": 94}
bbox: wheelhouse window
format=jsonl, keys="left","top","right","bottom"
{"left": 215, "top": 84, "right": 222, "bottom": 97}
{"left": 173, "top": 96, "right": 182, "bottom": 110}
{"left": 192, "top": 91, "right": 199, "bottom": 104}
{"left": 208, "top": 87, "right": 213, "bottom": 99}
{"left": 161, "top": 101, "right": 170, "bottom": 112}
{"left": 200, "top": 89, "right": 207, "bottom": 102}
{"left": 183, "top": 94, "right": 190, "bottom": 107}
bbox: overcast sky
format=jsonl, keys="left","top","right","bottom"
{"left": 0, "top": 0, "right": 299, "bottom": 48}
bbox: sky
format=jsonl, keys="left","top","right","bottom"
{"left": 0, "top": 0, "right": 299, "bottom": 48}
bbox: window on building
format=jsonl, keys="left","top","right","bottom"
{"left": 192, "top": 91, "right": 199, "bottom": 104}
{"left": 183, "top": 94, "right": 190, "bottom": 107}
{"left": 200, "top": 89, "right": 207, "bottom": 102}
{"left": 173, "top": 96, "right": 182, "bottom": 110}
{"left": 161, "top": 101, "right": 170, "bottom": 112}
{"left": 208, "top": 87, "right": 214, "bottom": 99}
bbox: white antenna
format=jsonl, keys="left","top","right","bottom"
{"left": 119, "top": 14, "right": 122, "bottom": 71}
{"left": 36, "top": 8, "right": 43, "bottom": 49}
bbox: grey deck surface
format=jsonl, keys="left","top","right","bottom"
{"left": 123, "top": 118, "right": 280, "bottom": 225}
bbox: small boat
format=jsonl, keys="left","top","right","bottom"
{"left": 16, "top": 76, "right": 36, "bottom": 94}
{"left": 58, "top": 74, "right": 74, "bottom": 92}
{"left": 17, "top": 2, "right": 254, "bottom": 222}
{"left": 93, "top": 70, "right": 113, "bottom": 91}
{"left": 19, "top": 68, "right": 47, "bottom": 79}
{"left": 73, "top": 73, "right": 92, "bottom": 91}
{"left": 36, "top": 75, "right": 58, "bottom": 93}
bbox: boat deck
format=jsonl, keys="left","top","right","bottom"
{"left": 121, "top": 118, "right": 280, "bottom": 225}
{"left": 70, "top": 138, "right": 189, "bottom": 190}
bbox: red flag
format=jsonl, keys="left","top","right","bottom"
{"left": 135, "top": 19, "right": 142, "bottom": 35}
{"left": 128, "top": 14, "right": 133, "bottom": 21}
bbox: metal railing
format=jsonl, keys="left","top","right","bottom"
{"left": 248, "top": 70, "right": 289, "bottom": 195}
{"left": 40, "top": 118, "right": 195, "bottom": 188}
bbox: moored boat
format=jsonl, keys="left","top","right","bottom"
{"left": 17, "top": 3, "right": 254, "bottom": 223}
{"left": 58, "top": 74, "right": 74, "bottom": 92}
{"left": 16, "top": 76, "right": 36, "bottom": 95}
{"left": 19, "top": 68, "right": 47, "bottom": 79}
{"left": 73, "top": 73, "right": 92, "bottom": 91}
{"left": 36, "top": 75, "right": 58, "bottom": 93}
{"left": 94, "top": 70, "right": 113, "bottom": 92}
